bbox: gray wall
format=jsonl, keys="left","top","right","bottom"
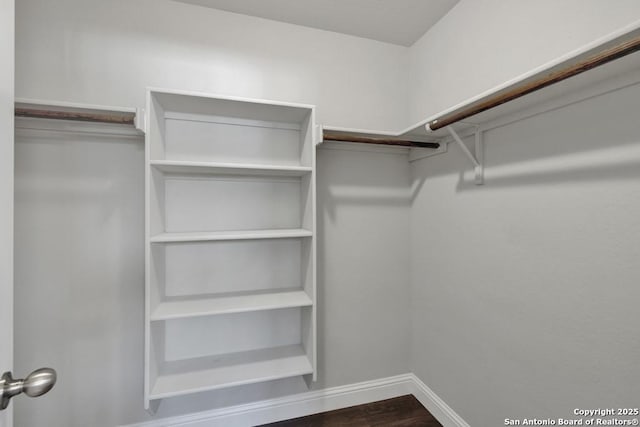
{"left": 408, "top": 0, "right": 640, "bottom": 122}
{"left": 13, "top": 125, "right": 411, "bottom": 426}
{"left": 317, "top": 144, "right": 411, "bottom": 388}
{"left": 15, "top": 0, "right": 409, "bottom": 133}
{"left": 409, "top": 83, "right": 640, "bottom": 426}
{"left": 13, "top": 2, "right": 415, "bottom": 424}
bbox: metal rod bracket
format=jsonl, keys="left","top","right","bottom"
{"left": 315, "top": 125, "right": 324, "bottom": 146}
{"left": 135, "top": 108, "right": 146, "bottom": 134}
{"left": 445, "top": 125, "right": 484, "bottom": 185}
{"left": 408, "top": 141, "right": 448, "bottom": 162}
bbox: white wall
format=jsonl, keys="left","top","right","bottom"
{"left": 13, "top": 123, "right": 147, "bottom": 427}
{"left": 408, "top": 3, "right": 640, "bottom": 425}
{"left": 13, "top": 124, "right": 411, "bottom": 426}
{"left": 27, "top": 0, "right": 640, "bottom": 135}
{"left": 317, "top": 144, "right": 411, "bottom": 389}
{"left": 15, "top": 0, "right": 409, "bottom": 132}
{"left": 410, "top": 82, "right": 640, "bottom": 426}
{"left": 408, "top": 0, "right": 640, "bottom": 123}
{"left": 14, "top": 1, "right": 414, "bottom": 425}
{"left": 14, "top": 3, "right": 414, "bottom": 424}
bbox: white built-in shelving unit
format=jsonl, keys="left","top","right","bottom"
{"left": 145, "top": 89, "right": 316, "bottom": 407}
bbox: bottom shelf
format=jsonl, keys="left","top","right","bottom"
{"left": 150, "top": 345, "right": 313, "bottom": 400}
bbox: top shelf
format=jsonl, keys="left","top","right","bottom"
{"left": 408, "top": 47, "right": 640, "bottom": 140}
{"left": 322, "top": 26, "right": 640, "bottom": 144}
{"left": 150, "top": 89, "right": 314, "bottom": 125}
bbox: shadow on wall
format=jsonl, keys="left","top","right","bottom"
{"left": 413, "top": 80, "right": 640, "bottom": 191}
{"left": 317, "top": 146, "right": 412, "bottom": 223}
{"left": 407, "top": 71, "right": 640, "bottom": 427}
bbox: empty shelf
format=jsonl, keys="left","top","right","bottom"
{"left": 151, "top": 290, "right": 313, "bottom": 321}
{"left": 150, "top": 228, "right": 313, "bottom": 243}
{"left": 150, "top": 160, "right": 312, "bottom": 177}
{"left": 149, "top": 345, "right": 313, "bottom": 400}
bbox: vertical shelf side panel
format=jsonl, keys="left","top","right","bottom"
{"left": 144, "top": 91, "right": 152, "bottom": 409}
{"left": 300, "top": 109, "right": 317, "bottom": 381}
{"left": 148, "top": 92, "right": 167, "bottom": 160}
{"left": 145, "top": 90, "right": 167, "bottom": 409}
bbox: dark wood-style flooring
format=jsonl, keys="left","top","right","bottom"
{"left": 258, "top": 395, "right": 443, "bottom": 427}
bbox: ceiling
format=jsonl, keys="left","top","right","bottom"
{"left": 174, "top": 0, "right": 459, "bottom": 46}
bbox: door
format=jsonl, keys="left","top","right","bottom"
{"left": 0, "top": 0, "right": 15, "bottom": 425}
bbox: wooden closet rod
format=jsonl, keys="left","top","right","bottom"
{"left": 15, "top": 108, "right": 136, "bottom": 125}
{"left": 13, "top": 108, "right": 441, "bottom": 148}
{"left": 322, "top": 132, "right": 440, "bottom": 149}
{"left": 427, "top": 33, "right": 640, "bottom": 131}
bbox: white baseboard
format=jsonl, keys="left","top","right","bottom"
{"left": 409, "top": 374, "right": 471, "bottom": 427}
{"left": 122, "top": 373, "right": 469, "bottom": 427}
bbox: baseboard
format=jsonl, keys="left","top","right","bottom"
{"left": 122, "top": 374, "right": 415, "bottom": 427}
{"left": 409, "top": 374, "right": 471, "bottom": 427}
{"left": 121, "top": 373, "right": 470, "bottom": 427}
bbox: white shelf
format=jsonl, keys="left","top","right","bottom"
{"left": 145, "top": 89, "right": 317, "bottom": 407}
{"left": 151, "top": 290, "right": 313, "bottom": 321}
{"left": 150, "top": 345, "right": 313, "bottom": 400}
{"left": 150, "top": 228, "right": 313, "bottom": 243}
{"left": 150, "top": 160, "right": 312, "bottom": 177}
